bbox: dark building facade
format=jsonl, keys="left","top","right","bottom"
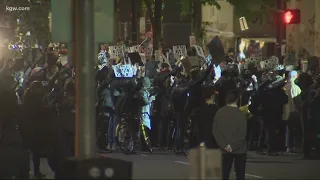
{"left": 115, "top": 0, "right": 192, "bottom": 47}
{"left": 161, "top": 0, "right": 191, "bottom": 48}
{"left": 116, "top": 0, "right": 133, "bottom": 41}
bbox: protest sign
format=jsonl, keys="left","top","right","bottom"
{"left": 109, "top": 45, "right": 125, "bottom": 59}
{"left": 112, "top": 64, "right": 134, "bottom": 78}
{"left": 173, "top": 45, "right": 187, "bottom": 60}
{"left": 193, "top": 45, "right": 206, "bottom": 59}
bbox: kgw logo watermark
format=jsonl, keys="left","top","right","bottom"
{"left": 6, "top": 6, "right": 30, "bottom": 12}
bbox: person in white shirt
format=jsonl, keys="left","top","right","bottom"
{"left": 283, "top": 70, "right": 301, "bottom": 153}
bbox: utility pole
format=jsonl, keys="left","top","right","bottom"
{"left": 131, "top": 0, "right": 138, "bottom": 44}
{"left": 72, "top": 0, "right": 96, "bottom": 159}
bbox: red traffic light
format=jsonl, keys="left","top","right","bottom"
{"left": 283, "top": 9, "right": 301, "bottom": 24}
{"left": 284, "top": 11, "right": 293, "bottom": 23}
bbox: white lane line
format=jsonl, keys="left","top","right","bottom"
{"left": 140, "top": 154, "right": 149, "bottom": 157}
{"left": 174, "top": 161, "right": 190, "bottom": 165}
{"left": 232, "top": 172, "right": 263, "bottom": 179}
{"left": 245, "top": 174, "right": 263, "bottom": 179}
{"left": 174, "top": 161, "right": 263, "bottom": 179}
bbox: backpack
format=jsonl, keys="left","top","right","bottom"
{"left": 114, "top": 91, "right": 145, "bottom": 116}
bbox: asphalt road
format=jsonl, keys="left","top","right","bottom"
{"left": 36, "top": 151, "right": 320, "bottom": 179}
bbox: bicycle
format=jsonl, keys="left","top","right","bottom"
{"left": 116, "top": 112, "right": 152, "bottom": 154}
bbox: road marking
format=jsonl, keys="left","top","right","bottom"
{"left": 232, "top": 172, "right": 263, "bottom": 179}
{"left": 174, "top": 161, "right": 263, "bottom": 179}
{"left": 174, "top": 161, "right": 190, "bottom": 165}
{"left": 244, "top": 174, "right": 263, "bottom": 179}
{"left": 140, "top": 154, "right": 149, "bottom": 157}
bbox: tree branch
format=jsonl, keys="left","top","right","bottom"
{"left": 201, "top": 0, "right": 221, "bottom": 9}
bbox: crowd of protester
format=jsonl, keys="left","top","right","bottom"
{"left": 0, "top": 39, "right": 319, "bottom": 179}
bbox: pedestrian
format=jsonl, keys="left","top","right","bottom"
{"left": 213, "top": 89, "right": 247, "bottom": 180}
{"left": 191, "top": 85, "right": 219, "bottom": 149}
{"left": 139, "top": 77, "right": 155, "bottom": 152}
{"left": 283, "top": 70, "right": 301, "bottom": 153}
{"left": 258, "top": 75, "right": 288, "bottom": 155}
{"left": 0, "top": 91, "right": 29, "bottom": 179}
{"left": 297, "top": 73, "right": 319, "bottom": 159}
{"left": 21, "top": 81, "right": 50, "bottom": 179}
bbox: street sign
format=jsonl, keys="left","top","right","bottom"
{"left": 51, "top": 0, "right": 72, "bottom": 42}
{"left": 188, "top": 143, "right": 222, "bottom": 179}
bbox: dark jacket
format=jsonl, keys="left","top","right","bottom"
{"left": 154, "top": 70, "right": 172, "bottom": 116}
{"left": 213, "top": 106, "right": 247, "bottom": 154}
{"left": 0, "top": 92, "right": 29, "bottom": 179}
{"left": 0, "top": 91, "right": 23, "bottom": 148}
{"left": 97, "top": 80, "right": 114, "bottom": 111}
{"left": 214, "top": 77, "right": 237, "bottom": 107}
{"left": 145, "top": 60, "right": 159, "bottom": 79}
{"left": 185, "top": 65, "right": 213, "bottom": 115}
{"left": 21, "top": 90, "right": 53, "bottom": 151}
{"left": 191, "top": 103, "right": 219, "bottom": 149}
{"left": 171, "top": 77, "right": 189, "bottom": 113}
{"left": 312, "top": 93, "right": 320, "bottom": 135}
{"left": 260, "top": 87, "right": 288, "bottom": 124}
{"left": 302, "top": 88, "right": 320, "bottom": 130}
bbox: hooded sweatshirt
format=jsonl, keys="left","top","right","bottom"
{"left": 283, "top": 70, "right": 301, "bottom": 120}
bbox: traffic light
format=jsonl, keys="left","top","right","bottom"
{"left": 283, "top": 9, "right": 301, "bottom": 24}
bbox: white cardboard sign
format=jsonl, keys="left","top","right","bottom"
{"left": 193, "top": 45, "right": 206, "bottom": 59}
{"left": 173, "top": 45, "right": 187, "bottom": 60}
{"left": 260, "top": 56, "right": 279, "bottom": 69}
{"left": 109, "top": 45, "right": 125, "bottom": 59}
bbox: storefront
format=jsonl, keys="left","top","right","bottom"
{"left": 233, "top": 13, "right": 277, "bottom": 59}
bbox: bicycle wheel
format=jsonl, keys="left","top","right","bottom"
{"left": 117, "top": 122, "right": 134, "bottom": 154}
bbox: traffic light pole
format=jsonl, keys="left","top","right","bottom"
{"left": 276, "top": 0, "right": 286, "bottom": 60}
{"left": 72, "top": 0, "right": 96, "bottom": 159}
